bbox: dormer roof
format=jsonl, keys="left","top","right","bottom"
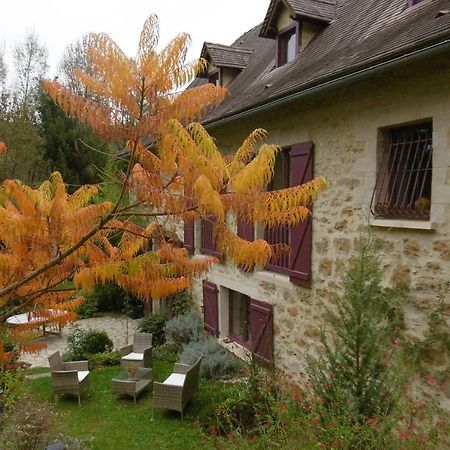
{"left": 200, "top": 42, "right": 254, "bottom": 70}
{"left": 260, "top": 0, "right": 336, "bottom": 38}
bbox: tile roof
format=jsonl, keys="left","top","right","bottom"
{"left": 201, "top": 42, "right": 254, "bottom": 70}
{"left": 199, "top": 0, "right": 450, "bottom": 125}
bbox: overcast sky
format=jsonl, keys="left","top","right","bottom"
{"left": 1, "top": 0, "right": 270, "bottom": 80}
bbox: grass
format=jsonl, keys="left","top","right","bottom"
{"left": 24, "top": 361, "right": 215, "bottom": 450}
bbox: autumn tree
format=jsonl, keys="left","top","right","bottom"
{"left": 0, "top": 15, "right": 327, "bottom": 363}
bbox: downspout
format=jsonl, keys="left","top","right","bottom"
{"left": 204, "top": 38, "right": 450, "bottom": 129}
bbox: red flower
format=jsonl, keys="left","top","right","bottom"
{"left": 399, "top": 431, "right": 409, "bottom": 441}
{"left": 209, "top": 425, "right": 217, "bottom": 436}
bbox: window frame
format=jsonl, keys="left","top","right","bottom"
{"left": 207, "top": 68, "right": 221, "bottom": 86}
{"left": 228, "top": 290, "right": 252, "bottom": 347}
{"left": 264, "top": 147, "right": 291, "bottom": 275}
{"left": 276, "top": 23, "right": 300, "bottom": 67}
{"left": 371, "top": 121, "right": 433, "bottom": 221}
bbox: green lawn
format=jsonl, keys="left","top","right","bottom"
{"left": 25, "top": 361, "right": 215, "bottom": 450}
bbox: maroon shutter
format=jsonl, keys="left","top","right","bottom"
{"left": 250, "top": 299, "right": 273, "bottom": 364}
{"left": 203, "top": 281, "right": 219, "bottom": 336}
{"left": 237, "top": 216, "right": 254, "bottom": 242}
{"left": 183, "top": 218, "right": 194, "bottom": 254}
{"left": 201, "top": 216, "right": 221, "bottom": 258}
{"left": 289, "top": 141, "right": 313, "bottom": 286}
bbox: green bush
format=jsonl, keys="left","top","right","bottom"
{"left": 179, "top": 338, "right": 240, "bottom": 379}
{"left": 138, "top": 314, "right": 167, "bottom": 346}
{"left": 76, "top": 295, "right": 99, "bottom": 319}
{"left": 66, "top": 328, "right": 113, "bottom": 361}
{"left": 90, "top": 350, "right": 121, "bottom": 368}
{"left": 81, "top": 282, "right": 144, "bottom": 318}
{"left": 165, "top": 312, "right": 203, "bottom": 346}
{"left": 172, "top": 290, "right": 192, "bottom": 317}
{"left": 153, "top": 342, "right": 181, "bottom": 363}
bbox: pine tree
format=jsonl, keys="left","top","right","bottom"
{"left": 307, "top": 234, "right": 403, "bottom": 420}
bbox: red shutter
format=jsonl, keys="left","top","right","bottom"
{"left": 237, "top": 215, "right": 254, "bottom": 242}
{"left": 183, "top": 218, "right": 194, "bottom": 254}
{"left": 289, "top": 141, "right": 313, "bottom": 286}
{"left": 250, "top": 299, "right": 273, "bottom": 364}
{"left": 203, "top": 281, "right": 219, "bottom": 336}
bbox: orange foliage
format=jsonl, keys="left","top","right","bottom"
{"left": 1, "top": 15, "right": 328, "bottom": 364}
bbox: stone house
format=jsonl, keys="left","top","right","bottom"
{"left": 184, "top": 0, "right": 450, "bottom": 381}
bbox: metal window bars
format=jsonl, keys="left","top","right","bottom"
{"left": 371, "top": 123, "right": 432, "bottom": 220}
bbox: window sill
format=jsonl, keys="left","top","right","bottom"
{"left": 219, "top": 338, "right": 251, "bottom": 362}
{"left": 371, "top": 219, "right": 435, "bottom": 230}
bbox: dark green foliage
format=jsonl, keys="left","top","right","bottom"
{"left": 138, "top": 314, "right": 167, "bottom": 346}
{"left": 66, "top": 328, "right": 113, "bottom": 361}
{"left": 37, "top": 90, "right": 110, "bottom": 190}
{"left": 307, "top": 235, "right": 404, "bottom": 421}
{"left": 75, "top": 295, "right": 99, "bottom": 319}
{"left": 165, "top": 312, "right": 203, "bottom": 346}
{"left": 80, "top": 282, "right": 143, "bottom": 318}
{"left": 171, "top": 290, "right": 193, "bottom": 317}
{"left": 179, "top": 338, "right": 241, "bottom": 379}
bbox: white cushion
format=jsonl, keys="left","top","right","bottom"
{"left": 77, "top": 371, "right": 89, "bottom": 383}
{"left": 163, "top": 373, "right": 186, "bottom": 387}
{"left": 122, "top": 352, "right": 144, "bottom": 361}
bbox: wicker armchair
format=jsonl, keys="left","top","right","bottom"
{"left": 152, "top": 355, "right": 203, "bottom": 420}
{"left": 48, "top": 351, "right": 89, "bottom": 406}
{"left": 120, "top": 332, "right": 152, "bottom": 370}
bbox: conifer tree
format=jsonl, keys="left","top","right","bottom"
{"left": 307, "top": 235, "right": 403, "bottom": 420}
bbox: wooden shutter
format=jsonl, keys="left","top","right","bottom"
{"left": 237, "top": 215, "right": 254, "bottom": 242}
{"left": 183, "top": 219, "right": 194, "bottom": 254}
{"left": 201, "top": 216, "right": 221, "bottom": 258}
{"left": 203, "top": 281, "right": 219, "bottom": 336}
{"left": 289, "top": 141, "right": 313, "bottom": 286}
{"left": 250, "top": 299, "right": 273, "bottom": 364}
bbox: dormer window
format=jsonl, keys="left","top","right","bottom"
{"left": 208, "top": 69, "right": 221, "bottom": 86}
{"left": 408, "top": 0, "right": 424, "bottom": 6}
{"left": 277, "top": 24, "right": 299, "bottom": 67}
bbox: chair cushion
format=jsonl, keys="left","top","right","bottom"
{"left": 122, "top": 352, "right": 144, "bottom": 361}
{"left": 163, "top": 373, "right": 186, "bottom": 387}
{"left": 77, "top": 371, "right": 89, "bottom": 383}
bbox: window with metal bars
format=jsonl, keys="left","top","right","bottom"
{"left": 371, "top": 122, "right": 432, "bottom": 220}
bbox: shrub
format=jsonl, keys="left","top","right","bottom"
{"left": 179, "top": 338, "right": 240, "bottom": 379}
{"left": 0, "top": 396, "right": 55, "bottom": 450}
{"left": 76, "top": 295, "right": 99, "bottom": 319}
{"left": 138, "top": 314, "right": 168, "bottom": 346}
{"left": 90, "top": 350, "right": 121, "bottom": 368}
{"left": 172, "top": 290, "right": 192, "bottom": 317}
{"left": 66, "top": 327, "right": 113, "bottom": 361}
{"left": 165, "top": 311, "right": 203, "bottom": 346}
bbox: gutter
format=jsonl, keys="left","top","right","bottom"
{"left": 204, "top": 38, "right": 450, "bottom": 129}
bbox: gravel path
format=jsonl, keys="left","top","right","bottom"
{"left": 18, "top": 315, "right": 140, "bottom": 368}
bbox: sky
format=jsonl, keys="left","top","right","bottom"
{"left": 1, "top": 0, "right": 270, "bottom": 80}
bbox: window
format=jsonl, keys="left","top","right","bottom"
{"left": 208, "top": 70, "right": 220, "bottom": 86}
{"left": 229, "top": 290, "right": 251, "bottom": 346}
{"left": 200, "top": 215, "right": 221, "bottom": 257}
{"left": 371, "top": 122, "right": 432, "bottom": 220}
{"left": 264, "top": 149, "right": 290, "bottom": 273}
{"left": 277, "top": 24, "right": 299, "bottom": 67}
{"left": 408, "top": 0, "right": 424, "bottom": 6}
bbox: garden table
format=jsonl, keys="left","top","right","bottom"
{"left": 6, "top": 309, "right": 66, "bottom": 335}
{"left": 112, "top": 367, "right": 153, "bottom": 404}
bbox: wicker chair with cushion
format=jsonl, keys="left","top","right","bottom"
{"left": 152, "top": 355, "right": 203, "bottom": 420}
{"left": 48, "top": 351, "right": 89, "bottom": 406}
{"left": 120, "top": 332, "right": 152, "bottom": 370}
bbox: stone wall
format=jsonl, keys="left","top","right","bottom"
{"left": 190, "top": 53, "right": 450, "bottom": 390}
